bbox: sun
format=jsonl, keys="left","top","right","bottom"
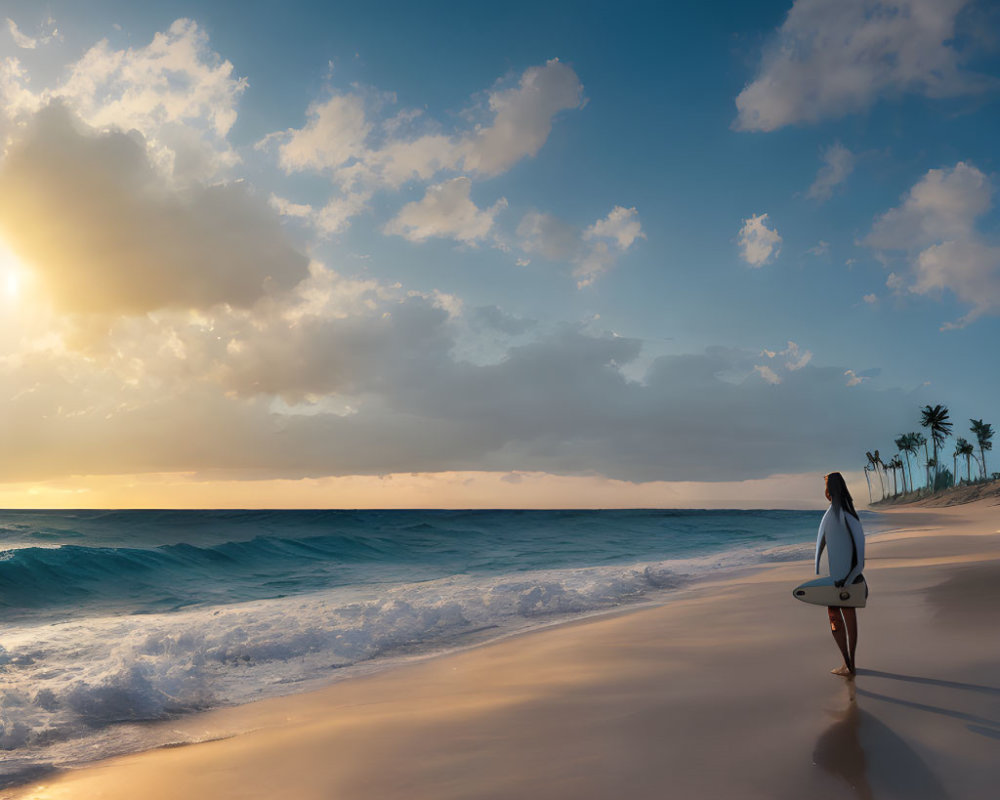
{"left": 0, "top": 237, "right": 26, "bottom": 301}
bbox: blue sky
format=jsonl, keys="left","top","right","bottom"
{"left": 0, "top": 0, "right": 997, "bottom": 506}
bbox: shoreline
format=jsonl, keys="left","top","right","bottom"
{"left": 7, "top": 499, "right": 1000, "bottom": 799}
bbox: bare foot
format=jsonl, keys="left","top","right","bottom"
{"left": 830, "top": 665, "right": 855, "bottom": 677}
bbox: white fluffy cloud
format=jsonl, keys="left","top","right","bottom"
{"left": 738, "top": 213, "right": 782, "bottom": 266}
{"left": 806, "top": 143, "right": 854, "bottom": 201}
{"left": 0, "top": 104, "right": 307, "bottom": 314}
{"left": 518, "top": 206, "right": 644, "bottom": 287}
{"left": 866, "top": 161, "right": 990, "bottom": 248}
{"left": 865, "top": 161, "right": 1000, "bottom": 327}
{"left": 384, "top": 177, "right": 507, "bottom": 244}
{"left": 584, "top": 205, "right": 644, "bottom": 250}
{"left": 275, "top": 94, "right": 371, "bottom": 173}
{"left": 263, "top": 59, "right": 584, "bottom": 236}
{"left": 0, "top": 19, "right": 246, "bottom": 180}
{"left": 735, "top": 0, "right": 986, "bottom": 132}
{"left": 458, "top": 58, "right": 584, "bottom": 176}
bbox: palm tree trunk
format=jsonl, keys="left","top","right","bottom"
{"left": 864, "top": 467, "right": 873, "bottom": 503}
{"left": 932, "top": 441, "right": 939, "bottom": 488}
{"left": 903, "top": 452, "right": 912, "bottom": 494}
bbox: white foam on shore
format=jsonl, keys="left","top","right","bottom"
{"left": 0, "top": 542, "right": 809, "bottom": 785}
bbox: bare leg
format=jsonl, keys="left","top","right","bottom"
{"left": 827, "top": 607, "right": 853, "bottom": 675}
{"left": 842, "top": 607, "right": 858, "bottom": 672}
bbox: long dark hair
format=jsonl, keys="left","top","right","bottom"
{"left": 825, "top": 472, "right": 859, "bottom": 520}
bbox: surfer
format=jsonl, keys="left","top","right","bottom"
{"left": 815, "top": 472, "right": 865, "bottom": 677}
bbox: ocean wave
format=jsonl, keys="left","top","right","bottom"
{"left": 0, "top": 533, "right": 420, "bottom": 617}
{"left": 0, "top": 508, "right": 827, "bottom": 786}
{"left": 0, "top": 546, "right": 784, "bottom": 771}
{"left": 0, "top": 508, "right": 822, "bottom": 619}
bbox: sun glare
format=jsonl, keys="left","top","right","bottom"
{"left": 0, "top": 237, "right": 25, "bottom": 301}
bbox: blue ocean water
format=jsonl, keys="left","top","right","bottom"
{"left": 0, "top": 508, "right": 878, "bottom": 787}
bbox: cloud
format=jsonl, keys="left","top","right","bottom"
{"left": 517, "top": 211, "right": 580, "bottom": 261}
{"left": 517, "top": 206, "right": 644, "bottom": 287}
{"left": 734, "top": 0, "right": 988, "bottom": 132}
{"left": 6, "top": 16, "right": 60, "bottom": 49}
{"left": 863, "top": 293, "right": 878, "bottom": 304}
{"left": 914, "top": 240, "right": 1000, "bottom": 328}
{"left": 0, "top": 235, "right": 918, "bottom": 486}
{"left": 865, "top": 161, "right": 990, "bottom": 249}
{"left": 583, "top": 205, "right": 644, "bottom": 250}
{"left": 738, "top": 213, "right": 782, "bottom": 266}
{"left": 268, "top": 194, "right": 315, "bottom": 220}
{"left": 807, "top": 240, "right": 830, "bottom": 257}
{"left": 864, "top": 161, "right": 1000, "bottom": 326}
{"left": 470, "top": 305, "right": 535, "bottom": 336}
{"left": 262, "top": 59, "right": 584, "bottom": 233}
{"left": 1, "top": 19, "right": 246, "bottom": 181}
{"left": 757, "top": 340, "right": 812, "bottom": 380}
{"left": 806, "top": 143, "right": 854, "bottom": 201}
{"left": 275, "top": 94, "right": 371, "bottom": 173}
{"left": 383, "top": 177, "right": 507, "bottom": 244}
{"left": 0, "top": 303, "right": 920, "bottom": 483}
{"left": 781, "top": 341, "right": 813, "bottom": 370}
{"left": 754, "top": 364, "right": 782, "bottom": 384}
{"left": 844, "top": 367, "right": 879, "bottom": 386}
{"left": 0, "top": 103, "right": 308, "bottom": 314}
{"left": 458, "top": 58, "right": 585, "bottom": 176}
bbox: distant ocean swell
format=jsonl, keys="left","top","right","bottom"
{"left": 0, "top": 508, "right": 840, "bottom": 787}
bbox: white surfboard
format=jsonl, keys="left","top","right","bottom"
{"left": 792, "top": 576, "right": 867, "bottom": 608}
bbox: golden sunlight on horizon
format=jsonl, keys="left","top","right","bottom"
{"left": 0, "top": 470, "right": 861, "bottom": 510}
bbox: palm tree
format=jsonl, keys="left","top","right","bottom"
{"left": 863, "top": 460, "right": 874, "bottom": 503}
{"left": 913, "top": 432, "right": 929, "bottom": 490}
{"left": 867, "top": 450, "right": 885, "bottom": 500}
{"left": 893, "top": 436, "right": 910, "bottom": 494}
{"left": 896, "top": 433, "right": 920, "bottom": 493}
{"left": 920, "top": 405, "right": 953, "bottom": 489}
{"left": 969, "top": 419, "right": 995, "bottom": 481}
{"left": 890, "top": 455, "right": 904, "bottom": 495}
{"left": 955, "top": 438, "right": 975, "bottom": 483}
{"left": 874, "top": 450, "right": 888, "bottom": 499}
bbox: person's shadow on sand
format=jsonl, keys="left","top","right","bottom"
{"left": 854, "top": 668, "right": 1000, "bottom": 740}
{"left": 813, "top": 684, "right": 950, "bottom": 800}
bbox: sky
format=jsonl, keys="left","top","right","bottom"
{"left": 0, "top": 0, "right": 998, "bottom": 508}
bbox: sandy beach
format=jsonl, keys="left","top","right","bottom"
{"left": 7, "top": 498, "right": 999, "bottom": 800}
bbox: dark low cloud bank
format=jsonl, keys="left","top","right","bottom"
{"left": 0, "top": 307, "right": 921, "bottom": 483}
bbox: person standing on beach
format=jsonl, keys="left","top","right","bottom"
{"left": 815, "top": 472, "right": 865, "bottom": 676}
